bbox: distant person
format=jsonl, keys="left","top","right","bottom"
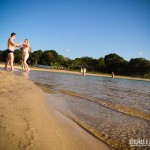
{"left": 81, "top": 67, "right": 86, "bottom": 76}
{"left": 20, "top": 39, "right": 31, "bottom": 72}
{"left": 81, "top": 67, "right": 83, "bottom": 74}
{"left": 4, "top": 32, "right": 22, "bottom": 71}
{"left": 83, "top": 68, "right": 86, "bottom": 76}
{"left": 111, "top": 72, "right": 114, "bottom": 79}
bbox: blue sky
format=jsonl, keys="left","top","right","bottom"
{"left": 0, "top": 0, "right": 150, "bottom": 60}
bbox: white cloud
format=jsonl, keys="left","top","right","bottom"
{"left": 138, "top": 51, "right": 144, "bottom": 56}
{"left": 65, "top": 48, "right": 72, "bottom": 53}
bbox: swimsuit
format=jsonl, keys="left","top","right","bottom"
{"left": 7, "top": 49, "right": 14, "bottom": 53}
{"left": 22, "top": 47, "right": 29, "bottom": 53}
{"left": 22, "top": 52, "right": 29, "bottom": 61}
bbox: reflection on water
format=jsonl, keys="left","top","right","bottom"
{"left": 28, "top": 70, "right": 150, "bottom": 149}
{"left": 2, "top": 67, "right": 148, "bottom": 149}
{"left": 22, "top": 71, "right": 29, "bottom": 79}
{"left": 29, "top": 70, "right": 150, "bottom": 113}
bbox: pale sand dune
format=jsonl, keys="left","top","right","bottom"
{"left": 0, "top": 70, "right": 111, "bottom": 150}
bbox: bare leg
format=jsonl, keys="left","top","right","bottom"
{"left": 9, "top": 53, "right": 14, "bottom": 71}
{"left": 4, "top": 53, "right": 10, "bottom": 70}
{"left": 21, "top": 53, "right": 25, "bottom": 70}
{"left": 23, "top": 53, "right": 30, "bottom": 71}
{"left": 21, "top": 61, "right": 25, "bottom": 70}
{"left": 23, "top": 61, "right": 30, "bottom": 71}
{"left": 22, "top": 58, "right": 27, "bottom": 71}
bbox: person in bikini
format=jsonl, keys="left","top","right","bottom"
{"left": 4, "top": 32, "right": 22, "bottom": 71}
{"left": 20, "top": 39, "right": 31, "bottom": 72}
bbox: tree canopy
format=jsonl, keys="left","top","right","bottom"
{"left": 104, "top": 53, "right": 127, "bottom": 74}
{"left": 0, "top": 49, "right": 149, "bottom": 78}
{"left": 127, "top": 58, "right": 150, "bottom": 77}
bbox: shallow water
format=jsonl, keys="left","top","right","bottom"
{"left": 29, "top": 70, "right": 150, "bottom": 113}
{"left": 27, "top": 70, "right": 150, "bottom": 149}
{"left": 2, "top": 68, "right": 149, "bottom": 150}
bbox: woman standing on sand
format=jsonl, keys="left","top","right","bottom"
{"left": 20, "top": 39, "right": 31, "bottom": 71}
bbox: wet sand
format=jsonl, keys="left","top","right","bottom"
{"left": 0, "top": 70, "right": 110, "bottom": 150}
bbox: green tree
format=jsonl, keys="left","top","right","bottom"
{"left": 76, "top": 57, "right": 95, "bottom": 70}
{"left": 62, "top": 57, "right": 73, "bottom": 69}
{"left": 97, "top": 57, "right": 106, "bottom": 72}
{"left": 57, "top": 55, "right": 65, "bottom": 65}
{"left": 39, "top": 50, "right": 58, "bottom": 66}
{"left": 127, "top": 58, "right": 150, "bottom": 76}
{"left": 2, "top": 50, "right": 8, "bottom": 62}
{"left": 104, "top": 53, "right": 127, "bottom": 74}
{"left": 14, "top": 49, "right": 22, "bottom": 63}
{"left": 29, "top": 50, "right": 43, "bottom": 65}
{"left": 0, "top": 50, "right": 3, "bottom": 62}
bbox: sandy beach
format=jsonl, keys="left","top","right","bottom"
{"left": 0, "top": 70, "right": 111, "bottom": 150}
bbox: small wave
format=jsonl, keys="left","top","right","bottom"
{"left": 52, "top": 103, "right": 133, "bottom": 150}
{"left": 59, "top": 89, "right": 150, "bottom": 121}
{"left": 72, "top": 117, "right": 131, "bottom": 150}
{"left": 34, "top": 82, "right": 54, "bottom": 93}
{"left": 34, "top": 82, "right": 149, "bottom": 149}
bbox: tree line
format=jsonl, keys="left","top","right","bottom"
{"left": 0, "top": 49, "right": 150, "bottom": 78}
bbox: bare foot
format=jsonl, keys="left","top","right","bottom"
{"left": 27, "top": 68, "right": 30, "bottom": 72}
{"left": 11, "top": 69, "right": 17, "bottom": 72}
{"left": 4, "top": 68, "right": 8, "bottom": 71}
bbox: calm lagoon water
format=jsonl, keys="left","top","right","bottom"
{"left": 27, "top": 70, "right": 150, "bottom": 150}
{"left": 29, "top": 70, "right": 150, "bottom": 113}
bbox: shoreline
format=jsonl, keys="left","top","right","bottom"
{"left": 23, "top": 66, "right": 150, "bottom": 82}
{"left": 0, "top": 63, "right": 149, "bottom": 82}
{"left": 0, "top": 70, "right": 111, "bottom": 150}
